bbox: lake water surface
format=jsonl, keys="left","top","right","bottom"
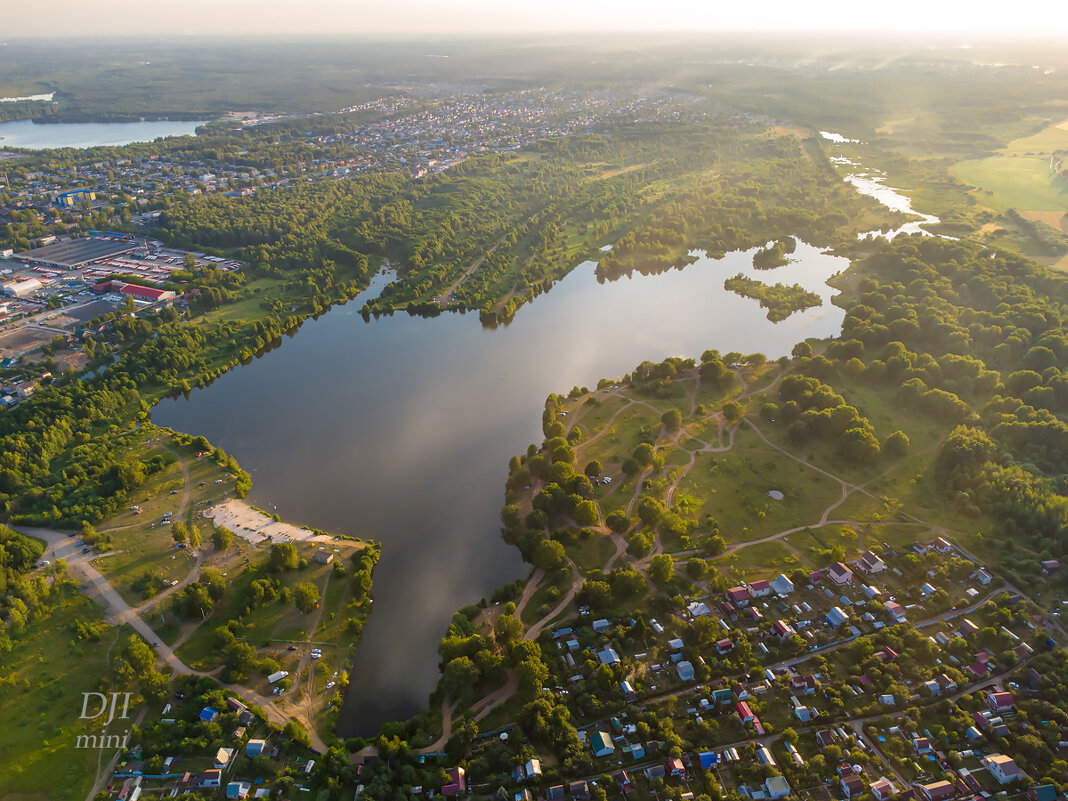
{"left": 153, "top": 242, "right": 849, "bottom": 736}
{"left": 0, "top": 118, "right": 205, "bottom": 149}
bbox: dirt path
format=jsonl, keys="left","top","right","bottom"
{"left": 22, "top": 526, "right": 297, "bottom": 737}
{"left": 436, "top": 235, "right": 508, "bottom": 308}
{"left": 284, "top": 570, "right": 334, "bottom": 754}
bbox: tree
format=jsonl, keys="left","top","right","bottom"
{"left": 442, "top": 656, "right": 480, "bottom": 699}
{"left": 284, "top": 720, "right": 311, "bottom": 747}
{"left": 884, "top": 430, "right": 910, "bottom": 457}
{"left": 633, "top": 442, "right": 656, "bottom": 466}
{"left": 269, "top": 542, "right": 300, "bottom": 572}
{"left": 517, "top": 657, "right": 549, "bottom": 701}
{"left": 584, "top": 460, "right": 603, "bottom": 478}
{"left": 606, "top": 511, "right": 632, "bottom": 533}
{"left": 188, "top": 524, "right": 201, "bottom": 549}
{"left": 722, "top": 401, "right": 741, "bottom": 422}
{"left": 212, "top": 526, "right": 233, "bottom": 551}
{"left": 649, "top": 554, "right": 675, "bottom": 585}
{"left": 573, "top": 499, "right": 600, "bottom": 526}
{"left": 171, "top": 520, "right": 188, "bottom": 544}
{"left": 662, "top": 409, "right": 682, "bottom": 432}
{"left": 533, "top": 540, "right": 566, "bottom": 571}
{"left": 792, "top": 341, "right": 813, "bottom": 359}
{"left": 293, "top": 582, "right": 321, "bottom": 613}
{"left": 687, "top": 557, "right": 709, "bottom": 580}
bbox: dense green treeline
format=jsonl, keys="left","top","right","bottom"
{"left": 596, "top": 137, "right": 894, "bottom": 281}
{"left": 723, "top": 274, "right": 822, "bottom": 321}
{"left": 793, "top": 235, "right": 1068, "bottom": 559}
{"left": 157, "top": 124, "right": 897, "bottom": 328}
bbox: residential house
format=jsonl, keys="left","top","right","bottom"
{"left": 569, "top": 780, "right": 591, "bottom": 800}
{"left": 214, "top": 748, "right": 234, "bottom": 768}
{"left": 859, "top": 550, "right": 887, "bottom": 574}
{"left": 826, "top": 606, "right": 849, "bottom": 627}
{"left": 957, "top": 769, "right": 982, "bottom": 795}
{"left": 312, "top": 551, "right": 334, "bottom": 565}
{"left": 842, "top": 776, "right": 865, "bottom": 797}
{"left": 828, "top": 562, "right": 854, "bottom": 585}
{"left": 885, "top": 601, "right": 906, "bottom": 624}
{"left": 688, "top": 601, "right": 711, "bottom": 617}
{"left": 872, "top": 778, "right": 899, "bottom": 801}
{"left": 621, "top": 680, "right": 637, "bottom": 702}
{"left": 598, "top": 647, "right": 621, "bottom": 666}
{"left": 736, "top": 701, "right": 755, "bottom": 725}
{"left": 774, "top": 620, "right": 796, "bottom": 641}
{"left": 225, "top": 783, "right": 250, "bottom": 799}
{"left": 199, "top": 770, "right": 222, "bottom": 788}
{"left": 936, "top": 674, "right": 957, "bottom": 694}
{"left": 958, "top": 619, "right": 979, "bottom": 637}
{"left": 984, "top": 755, "right": 1024, "bottom": 785}
{"left": 716, "top": 638, "right": 733, "bottom": 655}
{"left": 1041, "top": 559, "right": 1061, "bottom": 573}
{"left": 816, "top": 730, "right": 836, "bottom": 747}
{"left": 199, "top": 707, "right": 219, "bottom": 723}
{"left": 771, "top": 574, "right": 795, "bottom": 596}
{"left": 590, "top": 731, "right": 614, "bottom": 758}
{"left": 765, "top": 776, "right": 791, "bottom": 800}
{"left": 913, "top": 737, "right": 932, "bottom": 755}
{"left": 442, "top": 767, "right": 466, "bottom": 796}
{"left": 668, "top": 757, "right": 686, "bottom": 777}
{"left": 245, "top": 739, "right": 266, "bottom": 757}
{"left": 592, "top": 618, "right": 611, "bottom": 633}
{"left": 790, "top": 673, "right": 817, "bottom": 695}
{"left": 547, "top": 787, "right": 565, "bottom": 801}
{"left": 920, "top": 582, "right": 937, "bottom": 597}
{"left": 974, "top": 568, "right": 992, "bottom": 585}
{"left": 917, "top": 781, "right": 956, "bottom": 801}
{"left": 749, "top": 580, "right": 773, "bottom": 597}
{"left": 968, "top": 652, "right": 992, "bottom": 678}
{"left": 986, "top": 691, "right": 1016, "bottom": 713}
{"left": 1028, "top": 785, "right": 1057, "bottom": 801}
{"left": 677, "top": 660, "right": 695, "bottom": 681}
{"left": 933, "top": 537, "right": 953, "bottom": 554}
{"left": 727, "top": 586, "right": 752, "bottom": 607}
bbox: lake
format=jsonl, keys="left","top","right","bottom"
{"left": 154, "top": 241, "right": 849, "bottom": 737}
{"left": 0, "top": 118, "right": 206, "bottom": 149}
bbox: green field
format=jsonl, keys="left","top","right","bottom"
{"left": 0, "top": 595, "right": 131, "bottom": 801}
{"left": 952, "top": 155, "right": 1068, "bottom": 212}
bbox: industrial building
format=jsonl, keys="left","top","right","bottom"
{"left": 54, "top": 189, "right": 97, "bottom": 208}
{"left": 2, "top": 278, "right": 43, "bottom": 298}
{"left": 15, "top": 237, "right": 138, "bottom": 269}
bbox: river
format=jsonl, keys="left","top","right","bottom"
{"left": 153, "top": 242, "right": 850, "bottom": 736}
{"left": 0, "top": 118, "right": 205, "bottom": 149}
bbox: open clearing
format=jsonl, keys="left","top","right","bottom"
{"left": 206, "top": 499, "right": 325, "bottom": 543}
{"left": 952, "top": 155, "right": 1068, "bottom": 212}
{"left": 951, "top": 119, "right": 1068, "bottom": 213}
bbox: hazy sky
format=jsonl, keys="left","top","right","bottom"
{"left": 8, "top": 0, "right": 1068, "bottom": 38}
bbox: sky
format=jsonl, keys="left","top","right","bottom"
{"left": 7, "top": 0, "right": 1068, "bottom": 38}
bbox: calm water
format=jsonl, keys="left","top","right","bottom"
{"left": 154, "top": 242, "right": 849, "bottom": 736}
{"left": 0, "top": 118, "right": 205, "bottom": 149}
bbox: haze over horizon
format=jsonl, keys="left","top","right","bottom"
{"left": 8, "top": 0, "right": 1068, "bottom": 39}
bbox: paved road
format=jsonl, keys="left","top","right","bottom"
{"left": 21, "top": 526, "right": 297, "bottom": 736}
{"left": 24, "top": 526, "right": 196, "bottom": 676}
